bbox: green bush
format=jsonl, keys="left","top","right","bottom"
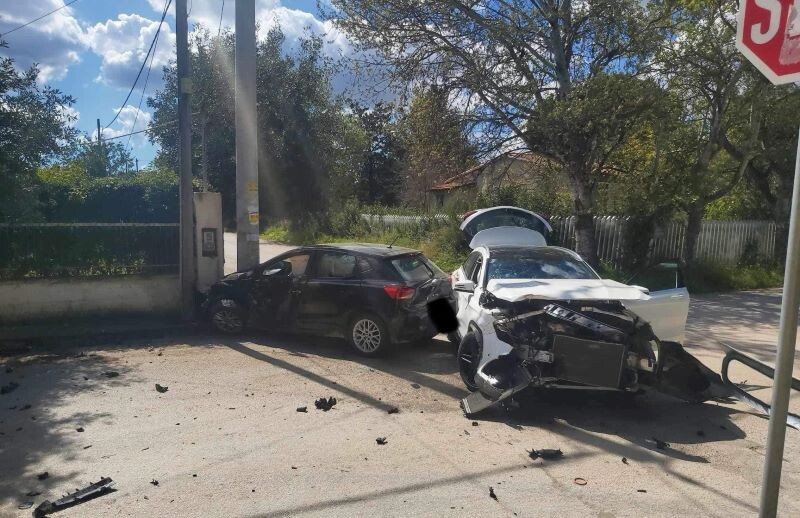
{"left": 683, "top": 262, "right": 783, "bottom": 293}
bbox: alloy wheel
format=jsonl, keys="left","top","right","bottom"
{"left": 352, "top": 318, "right": 382, "bottom": 353}
{"left": 213, "top": 308, "right": 243, "bottom": 333}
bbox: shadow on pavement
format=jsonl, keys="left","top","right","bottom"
{"left": 0, "top": 351, "right": 136, "bottom": 506}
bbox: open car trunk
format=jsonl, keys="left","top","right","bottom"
{"left": 460, "top": 293, "right": 729, "bottom": 415}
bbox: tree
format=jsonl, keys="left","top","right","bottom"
{"left": 326, "top": 0, "right": 673, "bottom": 264}
{"left": 0, "top": 42, "right": 77, "bottom": 222}
{"left": 70, "top": 140, "right": 135, "bottom": 178}
{"left": 349, "top": 101, "right": 406, "bottom": 206}
{"left": 400, "top": 86, "right": 476, "bottom": 207}
{"left": 148, "top": 27, "right": 363, "bottom": 229}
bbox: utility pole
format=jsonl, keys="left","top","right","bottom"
{"left": 176, "top": 0, "right": 195, "bottom": 320}
{"left": 96, "top": 118, "right": 101, "bottom": 143}
{"left": 200, "top": 110, "right": 208, "bottom": 191}
{"left": 235, "top": 0, "right": 259, "bottom": 271}
{"left": 135, "top": 158, "right": 139, "bottom": 173}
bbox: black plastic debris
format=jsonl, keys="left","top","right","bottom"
{"left": 37, "top": 472, "right": 49, "bottom": 481}
{"left": 489, "top": 487, "right": 498, "bottom": 500}
{"left": 376, "top": 437, "right": 388, "bottom": 445}
{"left": 150, "top": 479, "right": 159, "bottom": 486}
{"left": 387, "top": 406, "right": 399, "bottom": 414}
{"left": 33, "top": 477, "right": 115, "bottom": 517}
{"left": 410, "top": 383, "right": 421, "bottom": 389}
{"left": 637, "top": 489, "right": 647, "bottom": 493}
{"left": 26, "top": 491, "right": 41, "bottom": 497}
{"left": 155, "top": 384, "right": 168, "bottom": 393}
{"left": 76, "top": 427, "right": 84, "bottom": 433}
{"left": 314, "top": 397, "right": 337, "bottom": 411}
{"left": 296, "top": 406, "right": 308, "bottom": 413}
{"left": 651, "top": 437, "right": 670, "bottom": 450}
{"left": 622, "top": 457, "right": 629, "bottom": 465}
{"left": 528, "top": 449, "right": 563, "bottom": 460}
{"left": 472, "top": 421, "right": 479, "bottom": 426}
{"left": 1, "top": 381, "right": 19, "bottom": 395}
{"left": 103, "top": 372, "right": 119, "bottom": 378}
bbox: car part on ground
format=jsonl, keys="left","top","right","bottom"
{"left": 33, "top": 477, "right": 115, "bottom": 517}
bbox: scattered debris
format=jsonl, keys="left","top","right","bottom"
{"left": 83, "top": 376, "right": 89, "bottom": 381}
{"left": 489, "top": 487, "right": 498, "bottom": 500}
{"left": 33, "top": 477, "right": 115, "bottom": 517}
{"left": 37, "top": 472, "right": 49, "bottom": 481}
{"left": 83, "top": 445, "right": 92, "bottom": 450}
{"left": 18, "top": 502, "right": 33, "bottom": 510}
{"left": 376, "top": 437, "right": 388, "bottom": 445}
{"left": 464, "top": 430, "right": 470, "bottom": 435}
{"left": 1, "top": 381, "right": 20, "bottom": 395}
{"left": 291, "top": 466, "right": 298, "bottom": 470}
{"left": 103, "top": 371, "right": 119, "bottom": 378}
{"left": 574, "top": 477, "right": 587, "bottom": 486}
{"left": 76, "top": 427, "right": 84, "bottom": 433}
{"left": 314, "top": 397, "right": 337, "bottom": 411}
{"left": 410, "top": 383, "right": 421, "bottom": 389}
{"left": 150, "top": 479, "right": 159, "bottom": 486}
{"left": 155, "top": 384, "right": 168, "bottom": 393}
{"left": 651, "top": 437, "right": 670, "bottom": 450}
{"left": 472, "top": 421, "right": 479, "bottom": 426}
{"left": 192, "top": 474, "right": 197, "bottom": 477}
{"left": 387, "top": 406, "right": 399, "bottom": 414}
{"left": 26, "top": 491, "right": 41, "bottom": 497}
{"left": 296, "top": 406, "right": 307, "bottom": 413}
{"left": 622, "top": 457, "right": 629, "bottom": 465}
{"left": 528, "top": 449, "right": 563, "bottom": 460}
{"left": 637, "top": 489, "right": 647, "bottom": 493}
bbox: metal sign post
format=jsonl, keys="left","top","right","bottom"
{"left": 735, "top": 1, "right": 800, "bottom": 515}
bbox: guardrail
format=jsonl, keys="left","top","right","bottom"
{"left": 0, "top": 222, "right": 179, "bottom": 280}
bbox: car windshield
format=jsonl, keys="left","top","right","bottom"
{"left": 391, "top": 254, "right": 435, "bottom": 282}
{"left": 486, "top": 248, "right": 598, "bottom": 280}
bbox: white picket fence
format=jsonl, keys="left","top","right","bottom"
{"left": 550, "top": 216, "right": 777, "bottom": 267}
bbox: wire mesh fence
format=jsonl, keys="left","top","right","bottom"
{"left": 0, "top": 223, "right": 179, "bottom": 280}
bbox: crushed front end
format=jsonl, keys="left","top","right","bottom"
{"left": 461, "top": 294, "right": 727, "bottom": 415}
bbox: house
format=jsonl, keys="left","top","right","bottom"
{"left": 427, "top": 151, "right": 566, "bottom": 208}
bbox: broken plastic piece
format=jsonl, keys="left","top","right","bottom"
{"left": 387, "top": 406, "right": 399, "bottom": 414}
{"left": 155, "top": 384, "right": 168, "bottom": 393}
{"left": 314, "top": 397, "right": 337, "bottom": 411}
{"left": 528, "top": 449, "right": 563, "bottom": 460}
{"left": 489, "top": 487, "right": 498, "bottom": 500}
{"left": 33, "top": 477, "right": 115, "bottom": 517}
{"left": 36, "top": 472, "right": 49, "bottom": 481}
{"left": 376, "top": 437, "right": 388, "bottom": 445}
{"left": 574, "top": 477, "right": 587, "bottom": 486}
{"left": 296, "top": 406, "right": 308, "bottom": 413}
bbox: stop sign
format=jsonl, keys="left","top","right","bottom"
{"left": 737, "top": 0, "right": 800, "bottom": 84}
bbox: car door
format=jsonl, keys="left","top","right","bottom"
{"left": 623, "top": 263, "right": 689, "bottom": 343}
{"left": 249, "top": 251, "right": 312, "bottom": 329}
{"left": 296, "top": 250, "right": 361, "bottom": 333}
{"left": 456, "top": 251, "right": 485, "bottom": 338}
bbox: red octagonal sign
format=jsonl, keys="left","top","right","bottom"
{"left": 737, "top": 0, "right": 800, "bottom": 84}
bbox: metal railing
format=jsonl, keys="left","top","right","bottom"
{"left": 0, "top": 223, "right": 179, "bottom": 280}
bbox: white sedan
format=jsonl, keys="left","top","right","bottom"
{"left": 446, "top": 207, "right": 719, "bottom": 415}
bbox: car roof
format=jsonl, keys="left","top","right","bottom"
{"left": 310, "top": 243, "right": 421, "bottom": 258}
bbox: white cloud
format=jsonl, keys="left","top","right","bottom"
{"left": 0, "top": 1, "right": 86, "bottom": 81}
{"left": 104, "top": 104, "right": 152, "bottom": 148}
{"left": 86, "top": 13, "right": 175, "bottom": 90}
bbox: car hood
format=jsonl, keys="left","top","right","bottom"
{"left": 485, "top": 278, "right": 650, "bottom": 302}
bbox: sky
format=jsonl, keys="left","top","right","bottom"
{"left": 0, "top": 0, "right": 356, "bottom": 166}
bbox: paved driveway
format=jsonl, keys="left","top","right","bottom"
{"left": 1, "top": 290, "right": 798, "bottom": 517}
{"left": 223, "top": 232, "right": 293, "bottom": 274}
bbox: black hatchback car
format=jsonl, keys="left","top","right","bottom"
{"left": 202, "top": 244, "right": 453, "bottom": 355}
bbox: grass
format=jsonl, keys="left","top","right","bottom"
{"left": 261, "top": 221, "right": 784, "bottom": 292}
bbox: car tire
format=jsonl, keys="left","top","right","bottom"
{"left": 208, "top": 299, "right": 246, "bottom": 334}
{"left": 447, "top": 331, "right": 461, "bottom": 355}
{"left": 348, "top": 313, "right": 390, "bottom": 356}
{"left": 457, "top": 332, "right": 482, "bottom": 392}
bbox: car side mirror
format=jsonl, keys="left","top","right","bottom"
{"left": 454, "top": 280, "right": 476, "bottom": 293}
{"left": 630, "top": 284, "right": 650, "bottom": 295}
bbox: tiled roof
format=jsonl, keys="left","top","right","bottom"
{"left": 429, "top": 152, "right": 547, "bottom": 191}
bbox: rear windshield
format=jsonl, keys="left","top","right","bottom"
{"left": 390, "top": 254, "right": 435, "bottom": 282}
{"left": 487, "top": 249, "right": 598, "bottom": 280}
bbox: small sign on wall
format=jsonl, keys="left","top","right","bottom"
{"left": 201, "top": 228, "right": 218, "bottom": 257}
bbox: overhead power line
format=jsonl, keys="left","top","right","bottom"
{"left": 0, "top": 0, "right": 80, "bottom": 38}
{"left": 105, "top": 0, "right": 172, "bottom": 130}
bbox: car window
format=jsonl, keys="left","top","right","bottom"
{"left": 486, "top": 249, "right": 597, "bottom": 280}
{"left": 315, "top": 252, "right": 357, "bottom": 278}
{"left": 627, "top": 263, "right": 683, "bottom": 291}
{"left": 470, "top": 256, "right": 483, "bottom": 284}
{"left": 463, "top": 251, "right": 481, "bottom": 277}
{"left": 263, "top": 253, "right": 310, "bottom": 278}
{"left": 357, "top": 256, "right": 387, "bottom": 280}
{"left": 391, "top": 254, "right": 434, "bottom": 282}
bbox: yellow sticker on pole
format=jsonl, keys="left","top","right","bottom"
{"left": 247, "top": 181, "right": 258, "bottom": 192}
{"left": 248, "top": 212, "right": 259, "bottom": 224}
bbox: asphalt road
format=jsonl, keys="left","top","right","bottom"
{"left": 1, "top": 290, "right": 799, "bottom": 517}
{"left": 223, "top": 232, "right": 293, "bottom": 274}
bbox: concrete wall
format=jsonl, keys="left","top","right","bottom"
{"left": 0, "top": 274, "right": 179, "bottom": 325}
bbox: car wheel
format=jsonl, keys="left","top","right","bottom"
{"left": 458, "top": 332, "right": 482, "bottom": 392}
{"left": 447, "top": 331, "right": 461, "bottom": 355}
{"left": 209, "top": 299, "right": 246, "bottom": 334}
{"left": 348, "top": 313, "right": 390, "bottom": 356}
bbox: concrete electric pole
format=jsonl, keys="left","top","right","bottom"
{"left": 176, "top": 0, "right": 196, "bottom": 319}
{"left": 235, "top": 0, "right": 260, "bottom": 271}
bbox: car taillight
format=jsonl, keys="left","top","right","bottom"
{"left": 384, "top": 284, "right": 415, "bottom": 300}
